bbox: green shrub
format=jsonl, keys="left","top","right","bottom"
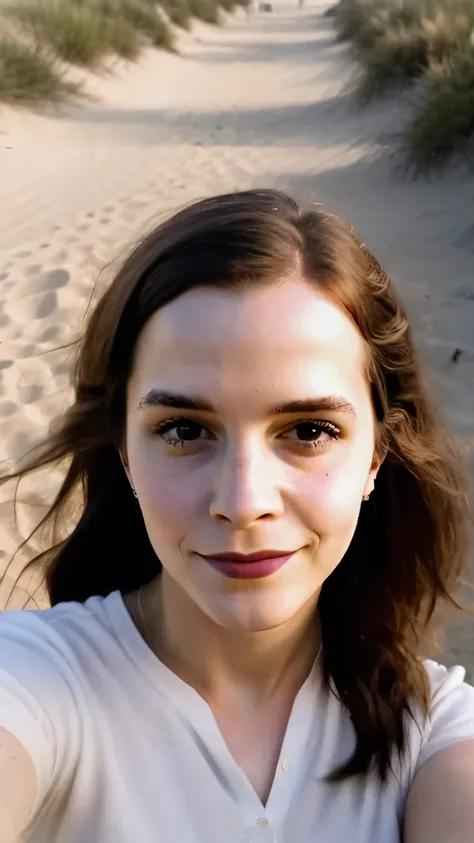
{"left": 5, "top": 1, "right": 113, "bottom": 67}
{"left": 403, "top": 47, "right": 474, "bottom": 172}
{"left": 102, "top": 15, "right": 141, "bottom": 59}
{"left": 159, "top": 0, "right": 192, "bottom": 29}
{"left": 188, "top": 0, "right": 219, "bottom": 24}
{"left": 89, "top": 0, "right": 175, "bottom": 49}
{"left": 217, "top": 0, "right": 238, "bottom": 11}
{"left": 422, "top": 8, "right": 473, "bottom": 63}
{"left": 331, "top": 0, "right": 474, "bottom": 170}
{"left": 333, "top": 0, "right": 382, "bottom": 45}
{"left": 324, "top": 2, "right": 341, "bottom": 17}
{"left": 354, "top": 24, "right": 429, "bottom": 100}
{"left": 351, "top": 3, "right": 473, "bottom": 100}
{"left": 0, "top": 36, "right": 79, "bottom": 103}
{"left": 5, "top": 0, "right": 174, "bottom": 69}
{"left": 81, "top": 0, "right": 175, "bottom": 49}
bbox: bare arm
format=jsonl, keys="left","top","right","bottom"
{"left": 403, "top": 740, "right": 474, "bottom": 843}
{"left": 0, "top": 728, "right": 37, "bottom": 843}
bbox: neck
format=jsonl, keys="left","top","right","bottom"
{"left": 139, "top": 573, "right": 321, "bottom": 705}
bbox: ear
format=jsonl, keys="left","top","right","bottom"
{"left": 363, "top": 448, "right": 385, "bottom": 499}
{"left": 118, "top": 445, "right": 132, "bottom": 487}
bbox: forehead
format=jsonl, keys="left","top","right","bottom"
{"left": 131, "top": 278, "right": 369, "bottom": 407}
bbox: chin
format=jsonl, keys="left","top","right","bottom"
{"left": 208, "top": 592, "right": 305, "bottom": 633}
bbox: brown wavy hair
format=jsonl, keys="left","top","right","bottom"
{"left": 0, "top": 189, "right": 470, "bottom": 783}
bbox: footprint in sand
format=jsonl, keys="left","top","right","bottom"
{"left": 38, "top": 325, "right": 61, "bottom": 344}
{"left": 0, "top": 400, "right": 17, "bottom": 418}
{"left": 24, "top": 265, "right": 42, "bottom": 277}
{"left": 4, "top": 290, "right": 57, "bottom": 323}
{"left": 16, "top": 372, "right": 44, "bottom": 405}
{"left": 36, "top": 268, "right": 70, "bottom": 293}
{"left": 15, "top": 345, "right": 37, "bottom": 359}
{"left": 35, "top": 292, "right": 58, "bottom": 320}
{"left": 16, "top": 271, "right": 64, "bottom": 300}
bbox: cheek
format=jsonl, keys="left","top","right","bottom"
{"left": 131, "top": 448, "right": 200, "bottom": 533}
{"left": 298, "top": 459, "right": 366, "bottom": 533}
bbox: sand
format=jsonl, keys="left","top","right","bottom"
{"left": 0, "top": 2, "right": 473, "bottom": 676}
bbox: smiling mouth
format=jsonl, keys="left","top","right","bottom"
{"left": 197, "top": 550, "right": 299, "bottom": 580}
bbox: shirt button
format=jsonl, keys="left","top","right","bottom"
{"left": 281, "top": 761, "right": 289, "bottom": 772}
{"left": 256, "top": 818, "right": 268, "bottom": 828}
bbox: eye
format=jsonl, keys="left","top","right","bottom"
{"left": 282, "top": 420, "right": 340, "bottom": 447}
{"left": 152, "top": 418, "right": 341, "bottom": 451}
{"left": 153, "top": 418, "right": 211, "bottom": 448}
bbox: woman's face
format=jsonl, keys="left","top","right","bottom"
{"left": 124, "top": 276, "right": 380, "bottom": 632}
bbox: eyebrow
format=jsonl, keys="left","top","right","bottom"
{"left": 137, "top": 389, "right": 356, "bottom": 417}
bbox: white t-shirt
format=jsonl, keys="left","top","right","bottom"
{"left": 1, "top": 590, "right": 474, "bottom": 843}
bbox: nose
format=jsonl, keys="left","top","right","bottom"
{"left": 209, "top": 440, "right": 284, "bottom": 528}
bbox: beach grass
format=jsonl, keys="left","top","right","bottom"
{"left": 159, "top": 0, "right": 193, "bottom": 29}
{"left": 403, "top": 46, "right": 474, "bottom": 173}
{"left": 0, "top": 0, "right": 252, "bottom": 105}
{"left": 3, "top": 0, "right": 175, "bottom": 68}
{"left": 188, "top": 0, "right": 220, "bottom": 24}
{"left": 330, "top": 0, "right": 474, "bottom": 170}
{"left": 354, "top": 6, "right": 474, "bottom": 101}
{"left": 0, "top": 35, "right": 80, "bottom": 103}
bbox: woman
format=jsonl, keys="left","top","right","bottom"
{"left": 0, "top": 189, "right": 473, "bottom": 843}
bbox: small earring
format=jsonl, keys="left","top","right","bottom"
{"left": 131, "top": 487, "right": 138, "bottom": 499}
{"left": 363, "top": 493, "right": 370, "bottom": 502}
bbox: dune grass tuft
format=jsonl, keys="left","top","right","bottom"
{"left": 330, "top": 0, "right": 474, "bottom": 171}
{"left": 4, "top": 1, "right": 114, "bottom": 67}
{"left": 0, "top": 0, "right": 246, "bottom": 108}
{"left": 188, "top": 0, "right": 220, "bottom": 24}
{"left": 2, "top": 0, "right": 174, "bottom": 71}
{"left": 0, "top": 35, "right": 80, "bottom": 103}
{"left": 353, "top": 5, "right": 474, "bottom": 101}
{"left": 159, "top": 0, "right": 193, "bottom": 29}
{"left": 403, "top": 47, "right": 474, "bottom": 173}
{"left": 89, "top": 0, "right": 175, "bottom": 50}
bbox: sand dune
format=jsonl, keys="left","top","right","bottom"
{"left": 0, "top": 2, "right": 473, "bottom": 675}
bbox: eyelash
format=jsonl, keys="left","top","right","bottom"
{"left": 151, "top": 417, "right": 341, "bottom": 451}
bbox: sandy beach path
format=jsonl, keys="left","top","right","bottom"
{"left": 1, "top": 1, "right": 473, "bottom": 676}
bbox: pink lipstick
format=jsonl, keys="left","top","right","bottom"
{"left": 198, "top": 550, "right": 297, "bottom": 580}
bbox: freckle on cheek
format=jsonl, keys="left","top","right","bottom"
{"left": 311, "top": 472, "right": 348, "bottom": 511}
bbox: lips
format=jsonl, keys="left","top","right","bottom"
{"left": 197, "top": 550, "right": 299, "bottom": 580}
{"left": 206, "top": 550, "right": 296, "bottom": 562}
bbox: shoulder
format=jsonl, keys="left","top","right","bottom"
{"left": 423, "top": 657, "right": 474, "bottom": 698}
{"left": 423, "top": 658, "right": 474, "bottom": 721}
{"left": 0, "top": 590, "right": 125, "bottom": 686}
{"left": 0, "top": 596, "right": 109, "bottom": 735}
{"left": 416, "top": 658, "right": 474, "bottom": 773}
{"left": 403, "top": 661, "right": 474, "bottom": 842}
{"left": 0, "top": 592, "right": 124, "bottom": 820}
